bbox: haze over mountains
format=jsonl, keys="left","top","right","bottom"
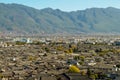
{"left": 0, "top": 3, "right": 120, "bottom": 34}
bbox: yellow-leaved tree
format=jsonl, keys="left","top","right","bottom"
{"left": 69, "top": 65, "right": 80, "bottom": 73}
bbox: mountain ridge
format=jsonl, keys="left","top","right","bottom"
{"left": 0, "top": 3, "right": 120, "bottom": 35}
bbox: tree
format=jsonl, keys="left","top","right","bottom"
{"left": 90, "top": 74, "right": 96, "bottom": 80}
{"left": 28, "top": 55, "right": 36, "bottom": 61}
{"left": 69, "top": 65, "right": 80, "bottom": 73}
{"left": 87, "top": 68, "right": 92, "bottom": 77}
{"left": 73, "top": 47, "right": 78, "bottom": 52}
{"left": 64, "top": 48, "right": 73, "bottom": 54}
{"left": 45, "top": 47, "right": 50, "bottom": 52}
{"left": 116, "top": 64, "right": 120, "bottom": 68}
{"left": 80, "top": 56, "right": 85, "bottom": 61}
{"left": 16, "top": 41, "right": 26, "bottom": 45}
{"left": 81, "top": 70, "right": 86, "bottom": 75}
{"left": 74, "top": 56, "right": 80, "bottom": 60}
{"left": 69, "top": 48, "right": 73, "bottom": 53}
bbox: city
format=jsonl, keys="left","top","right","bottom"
{"left": 0, "top": 35, "right": 120, "bottom": 80}
{"left": 0, "top": 0, "right": 120, "bottom": 80}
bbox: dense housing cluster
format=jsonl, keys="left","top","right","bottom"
{"left": 0, "top": 35, "right": 120, "bottom": 80}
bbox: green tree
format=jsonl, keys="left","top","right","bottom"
{"left": 45, "top": 47, "right": 50, "bottom": 52}
{"left": 80, "top": 56, "right": 85, "bottom": 61}
{"left": 87, "top": 68, "right": 92, "bottom": 77}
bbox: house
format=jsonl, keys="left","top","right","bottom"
{"left": 62, "top": 73, "right": 90, "bottom": 80}
{"left": 88, "top": 60, "right": 96, "bottom": 66}
{"left": 66, "top": 59, "right": 80, "bottom": 66}
{"left": 37, "top": 74, "right": 57, "bottom": 80}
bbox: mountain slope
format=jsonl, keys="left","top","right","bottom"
{"left": 0, "top": 3, "right": 120, "bottom": 34}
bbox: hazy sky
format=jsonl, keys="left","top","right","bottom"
{"left": 0, "top": 0, "right": 120, "bottom": 11}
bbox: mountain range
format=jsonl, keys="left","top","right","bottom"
{"left": 0, "top": 3, "right": 120, "bottom": 34}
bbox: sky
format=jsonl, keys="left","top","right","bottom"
{"left": 0, "top": 0, "right": 120, "bottom": 11}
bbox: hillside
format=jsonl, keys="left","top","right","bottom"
{"left": 0, "top": 3, "right": 120, "bottom": 34}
